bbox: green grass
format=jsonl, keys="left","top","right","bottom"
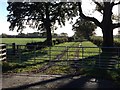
{"left": 41, "top": 41, "right": 101, "bottom": 75}
{"left": 2, "top": 41, "right": 101, "bottom": 73}
{"left": 61, "top": 42, "right": 80, "bottom": 60}
{"left": 1, "top": 38, "right": 46, "bottom": 44}
{"left": 81, "top": 41, "right": 101, "bottom": 57}
{"left": 3, "top": 42, "right": 79, "bottom": 73}
{"left": 114, "top": 37, "right": 120, "bottom": 41}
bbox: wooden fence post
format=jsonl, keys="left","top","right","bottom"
{"left": 82, "top": 47, "right": 84, "bottom": 66}
{"left": 49, "top": 46, "right": 51, "bottom": 61}
{"left": 0, "top": 44, "right": 6, "bottom": 61}
{"left": 66, "top": 46, "right": 68, "bottom": 60}
{"left": 12, "top": 43, "right": 16, "bottom": 55}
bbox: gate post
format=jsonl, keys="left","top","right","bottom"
{"left": 49, "top": 46, "right": 51, "bottom": 61}
{"left": 99, "top": 47, "right": 101, "bottom": 68}
{"left": 18, "top": 45, "right": 21, "bottom": 63}
{"left": 34, "top": 45, "right": 36, "bottom": 63}
{"left": 82, "top": 47, "right": 84, "bottom": 66}
{"left": 0, "top": 44, "right": 6, "bottom": 61}
{"left": 66, "top": 46, "right": 68, "bottom": 60}
{"left": 12, "top": 43, "right": 16, "bottom": 55}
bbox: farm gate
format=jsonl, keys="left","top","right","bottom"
{"left": 5, "top": 44, "right": 120, "bottom": 70}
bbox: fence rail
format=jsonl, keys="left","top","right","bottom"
{"left": 4, "top": 44, "right": 120, "bottom": 70}
{"left": 0, "top": 44, "right": 6, "bottom": 61}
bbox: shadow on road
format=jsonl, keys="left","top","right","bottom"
{"left": 2, "top": 51, "right": 120, "bottom": 90}
{"left": 57, "top": 75, "right": 119, "bottom": 90}
{"left": 2, "top": 73, "right": 120, "bottom": 90}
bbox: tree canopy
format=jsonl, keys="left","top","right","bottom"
{"left": 72, "top": 18, "right": 97, "bottom": 40}
{"left": 7, "top": 1, "right": 78, "bottom": 46}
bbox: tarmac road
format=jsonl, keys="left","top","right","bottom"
{"left": 2, "top": 73, "right": 120, "bottom": 90}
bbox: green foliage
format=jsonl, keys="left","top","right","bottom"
{"left": 1, "top": 33, "right": 8, "bottom": 38}
{"left": 55, "top": 38, "right": 68, "bottom": 44}
{"left": 68, "top": 37, "right": 74, "bottom": 42}
{"left": 90, "top": 36, "right": 103, "bottom": 47}
{"left": 2, "top": 61, "right": 26, "bottom": 73}
{"left": 26, "top": 40, "right": 47, "bottom": 50}
{"left": 90, "top": 36, "right": 120, "bottom": 47}
{"left": 7, "top": 2, "right": 78, "bottom": 46}
{"left": 72, "top": 18, "right": 97, "bottom": 40}
{"left": 114, "top": 39, "right": 120, "bottom": 47}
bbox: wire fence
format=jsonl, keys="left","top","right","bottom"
{"left": 3, "top": 44, "right": 120, "bottom": 70}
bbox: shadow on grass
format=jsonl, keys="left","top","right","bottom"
{"left": 2, "top": 52, "right": 120, "bottom": 90}
{"left": 66, "top": 52, "right": 120, "bottom": 86}
{"left": 70, "top": 51, "right": 120, "bottom": 71}
{"left": 7, "top": 48, "right": 48, "bottom": 63}
{"left": 3, "top": 48, "right": 51, "bottom": 73}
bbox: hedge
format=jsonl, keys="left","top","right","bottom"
{"left": 26, "top": 38, "right": 69, "bottom": 50}
{"left": 90, "top": 36, "right": 103, "bottom": 47}
{"left": 90, "top": 36, "right": 120, "bottom": 47}
{"left": 55, "top": 38, "right": 68, "bottom": 44}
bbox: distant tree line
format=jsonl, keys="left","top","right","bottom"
{"left": 1, "top": 32, "right": 69, "bottom": 38}
{"left": 1, "top": 32, "right": 42, "bottom": 38}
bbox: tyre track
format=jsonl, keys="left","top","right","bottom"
{"left": 31, "top": 42, "right": 76, "bottom": 73}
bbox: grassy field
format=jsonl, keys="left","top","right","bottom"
{"left": 1, "top": 38, "right": 46, "bottom": 44}
{"left": 3, "top": 41, "right": 100, "bottom": 73}
{"left": 2, "top": 41, "right": 81, "bottom": 73}
{"left": 114, "top": 38, "right": 120, "bottom": 42}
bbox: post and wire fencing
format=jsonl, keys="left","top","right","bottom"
{"left": 3, "top": 44, "right": 120, "bottom": 70}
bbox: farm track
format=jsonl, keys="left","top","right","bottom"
{"left": 30, "top": 49, "right": 68, "bottom": 73}
{"left": 69, "top": 44, "right": 81, "bottom": 68}
{"left": 30, "top": 42, "right": 77, "bottom": 73}
{"left": 74, "top": 48, "right": 80, "bottom": 60}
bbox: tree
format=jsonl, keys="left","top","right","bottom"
{"left": 1, "top": 33, "right": 8, "bottom": 38}
{"left": 7, "top": 1, "right": 78, "bottom": 46}
{"left": 117, "top": 29, "right": 120, "bottom": 38}
{"left": 18, "top": 33, "right": 26, "bottom": 37}
{"left": 72, "top": 18, "right": 97, "bottom": 40}
{"left": 52, "top": 33, "right": 59, "bottom": 38}
{"left": 78, "top": 1, "right": 120, "bottom": 52}
{"left": 118, "top": 30, "right": 120, "bottom": 35}
{"left": 60, "top": 32, "right": 68, "bottom": 37}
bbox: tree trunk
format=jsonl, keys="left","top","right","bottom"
{"left": 46, "top": 23, "right": 52, "bottom": 46}
{"left": 101, "top": 2, "right": 114, "bottom": 52}
{"left": 45, "top": 3, "right": 52, "bottom": 46}
{"left": 78, "top": 2, "right": 115, "bottom": 52}
{"left": 102, "top": 27, "right": 114, "bottom": 52}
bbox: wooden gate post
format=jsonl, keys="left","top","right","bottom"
{"left": 12, "top": 43, "right": 16, "bottom": 55}
{"left": 0, "top": 44, "right": 6, "bottom": 61}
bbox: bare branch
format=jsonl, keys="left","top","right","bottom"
{"left": 113, "top": 1, "right": 120, "bottom": 5}
{"left": 78, "top": 2, "right": 102, "bottom": 28}
{"left": 92, "top": 0, "right": 104, "bottom": 10}
{"left": 113, "top": 23, "right": 120, "bottom": 29}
